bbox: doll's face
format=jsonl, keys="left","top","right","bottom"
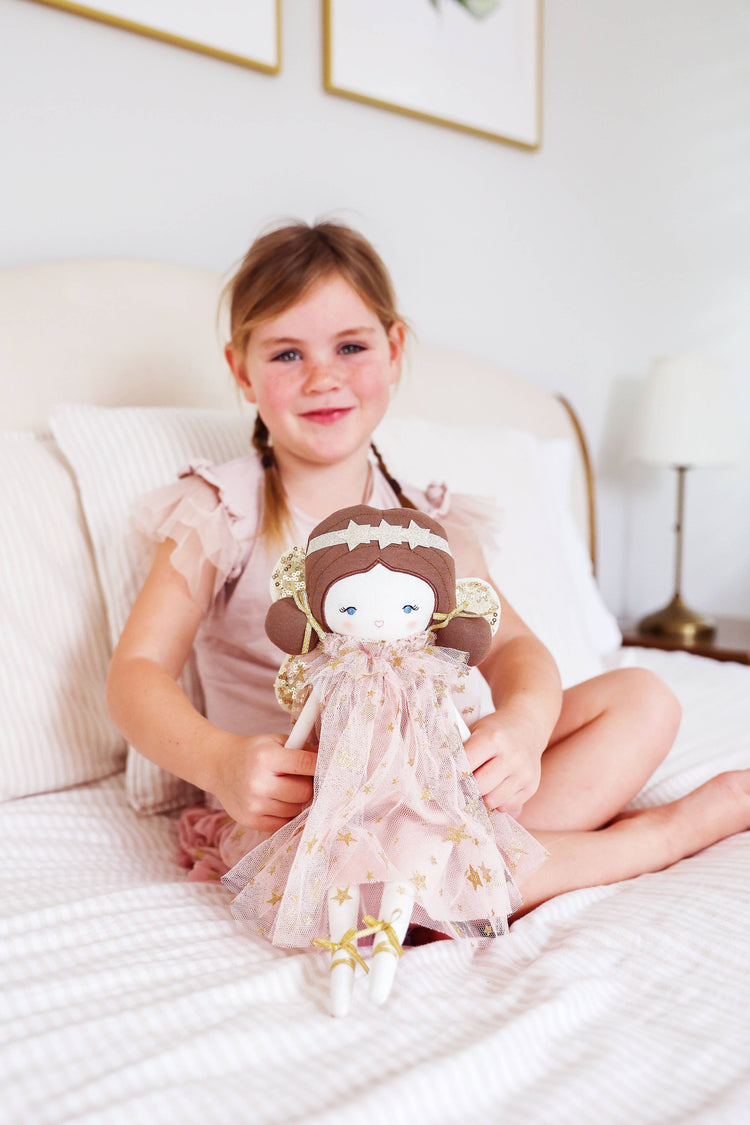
{"left": 322, "top": 564, "right": 435, "bottom": 641}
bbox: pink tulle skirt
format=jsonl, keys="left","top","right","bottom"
{"left": 223, "top": 633, "right": 547, "bottom": 949}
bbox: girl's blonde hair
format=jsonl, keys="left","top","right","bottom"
{"left": 224, "top": 220, "right": 415, "bottom": 545}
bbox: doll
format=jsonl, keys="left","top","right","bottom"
{"left": 222, "top": 505, "right": 547, "bottom": 1016}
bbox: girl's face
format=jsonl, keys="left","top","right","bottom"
{"left": 227, "top": 274, "right": 404, "bottom": 474}
{"left": 322, "top": 564, "right": 435, "bottom": 642}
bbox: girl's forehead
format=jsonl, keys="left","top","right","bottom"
{"left": 253, "top": 274, "right": 382, "bottom": 341}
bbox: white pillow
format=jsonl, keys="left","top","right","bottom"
{"left": 374, "top": 418, "right": 621, "bottom": 688}
{"left": 51, "top": 405, "right": 255, "bottom": 814}
{"left": 0, "top": 432, "right": 125, "bottom": 800}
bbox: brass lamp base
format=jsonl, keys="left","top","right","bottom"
{"left": 638, "top": 594, "right": 716, "bottom": 642}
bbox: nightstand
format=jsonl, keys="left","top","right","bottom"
{"left": 618, "top": 616, "right": 750, "bottom": 665}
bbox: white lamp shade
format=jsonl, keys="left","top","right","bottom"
{"left": 631, "top": 354, "right": 742, "bottom": 467}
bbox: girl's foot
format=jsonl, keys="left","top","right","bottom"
{"left": 516, "top": 770, "right": 750, "bottom": 914}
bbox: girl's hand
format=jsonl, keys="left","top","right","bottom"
{"left": 208, "top": 730, "right": 318, "bottom": 833}
{"left": 463, "top": 710, "right": 545, "bottom": 812}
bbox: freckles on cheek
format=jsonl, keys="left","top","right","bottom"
{"left": 354, "top": 368, "right": 391, "bottom": 398}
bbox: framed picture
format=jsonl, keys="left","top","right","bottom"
{"left": 25, "top": 0, "right": 282, "bottom": 74}
{"left": 323, "top": 0, "right": 542, "bottom": 150}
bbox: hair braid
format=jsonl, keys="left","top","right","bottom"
{"left": 252, "top": 414, "right": 295, "bottom": 545}
{"left": 370, "top": 442, "right": 417, "bottom": 511}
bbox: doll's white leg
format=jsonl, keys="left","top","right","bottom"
{"left": 327, "top": 885, "right": 360, "bottom": 1019}
{"left": 369, "top": 882, "right": 415, "bottom": 1006}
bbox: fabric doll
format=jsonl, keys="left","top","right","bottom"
{"left": 222, "top": 505, "right": 547, "bottom": 1017}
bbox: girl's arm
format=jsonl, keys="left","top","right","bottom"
{"left": 445, "top": 520, "right": 563, "bottom": 812}
{"left": 470, "top": 594, "right": 562, "bottom": 811}
{"left": 106, "top": 540, "right": 317, "bottom": 831}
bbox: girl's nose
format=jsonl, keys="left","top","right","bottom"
{"left": 304, "top": 361, "right": 342, "bottom": 391}
{"left": 374, "top": 619, "right": 384, "bottom": 628}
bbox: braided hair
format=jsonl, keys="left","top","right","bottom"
{"left": 252, "top": 414, "right": 417, "bottom": 547}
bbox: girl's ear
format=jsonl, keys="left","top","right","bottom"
{"left": 387, "top": 321, "right": 406, "bottom": 387}
{"left": 225, "top": 344, "right": 257, "bottom": 404}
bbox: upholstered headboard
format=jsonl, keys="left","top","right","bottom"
{"left": 0, "top": 259, "right": 595, "bottom": 564}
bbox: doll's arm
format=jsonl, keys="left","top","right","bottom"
{"left": 284, "top": 689, "right": 321, "bottom": 751}
{"left": 452, "top": 702, "right": 471, "bottom": 743}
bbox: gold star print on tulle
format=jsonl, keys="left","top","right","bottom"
{"left": 224, "top": 632, "right": 547, "bottom": 948}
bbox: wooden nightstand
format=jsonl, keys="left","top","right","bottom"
{"left": 619, "top": 616, "right": 750, "bottom": 665}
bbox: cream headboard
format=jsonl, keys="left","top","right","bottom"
{"left": 0, "top": 259, "right": 595, "bottom": 565}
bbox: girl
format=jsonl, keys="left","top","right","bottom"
{"left": 107, "top": 219, "right": 750, "bottom": 925}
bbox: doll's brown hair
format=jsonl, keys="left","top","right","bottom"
{"left": 265, "top": 506, "right": 492, "bottom": 666}
{"left": 224, "top": 220, "right": 415, "bottom": 545}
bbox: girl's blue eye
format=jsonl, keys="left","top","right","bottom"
{"left": 339, "top": 606, "right": 357, "bottom": 616}
{"left": 271, "top": 349, "right": 300, "bottom": 363}
{"left": 339, "top": 343, "right": 365, "bottom": 355}
{"left": 403, "top": 605, "right": 418, "bottom": 614}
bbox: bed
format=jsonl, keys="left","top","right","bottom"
{"left": 2, "top": 260, "right": 749, "bottom": 1125}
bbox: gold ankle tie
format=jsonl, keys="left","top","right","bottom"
{"left": 313, "top": 927, "right": 369, "bottom": 974}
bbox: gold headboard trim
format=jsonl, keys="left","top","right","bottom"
{"left": 556, "top": 395, "right": 597, "bottom": 575}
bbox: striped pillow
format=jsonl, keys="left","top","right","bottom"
{"left": 51, "top": 405, "right": 254, "bottom": 815}
{"left": 0, "top": 432, "right": 125, "bottom": 800}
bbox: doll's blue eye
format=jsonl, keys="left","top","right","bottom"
{"left": 403, "top": 605, "right": 418, "bottom": 614}
{"left": 339, "top": 606, "right": 357, "bottom": 616}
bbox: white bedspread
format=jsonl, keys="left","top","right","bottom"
{"left": 2, "top": 648, "right": 749, "bottom": 1125}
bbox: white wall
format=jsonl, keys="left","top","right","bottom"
{"left": 2, "top": 0, "right": 749, "bottom": 620}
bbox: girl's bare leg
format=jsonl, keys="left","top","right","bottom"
{"left": 519, "top": 668, "right": 682, "bottom": 832}
{"left": 516, "top": 770, "right": 750, "bottom": 914}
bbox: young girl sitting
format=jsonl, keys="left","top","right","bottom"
{"left": 107, "top": 219, "right": 750, "bottom": 924}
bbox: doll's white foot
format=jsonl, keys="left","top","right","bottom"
{"left": 369, "top": 939, "right": 401, "bottom": 1006}
{"left": 323, "top": 887, "right": 360, "bottom": 1018}
{"left": 368, "top": 884, "right": 414, "bottom": 1006}
{"left": 330, "top": 956, "right": 356, "bottom": 1018}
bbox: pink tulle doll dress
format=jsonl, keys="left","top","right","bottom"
{"left": 222, "top": 630, "right": 547, "bottom": 949}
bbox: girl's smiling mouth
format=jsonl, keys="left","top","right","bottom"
{"left": 300, "top": 407, "right": 354, "bottom": 424}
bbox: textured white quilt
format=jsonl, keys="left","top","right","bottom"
{"left": 2, "top": 648, "right": 749, "bottom": 1125}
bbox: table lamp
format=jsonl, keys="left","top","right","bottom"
{"left": 631, "top": 354, "right": 741, "bottom": 642}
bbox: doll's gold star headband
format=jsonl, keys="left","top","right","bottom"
{"left": 306, "top": 518, "right": 451, "bottom": 557}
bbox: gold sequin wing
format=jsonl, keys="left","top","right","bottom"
{"left": 456, "top": 577, "right": 501, "bottom": 636}
{"left": 274, "top": 653, "right": 313, "bottom": 715}
{"left": 269, "top": 545, "right": 306, "bottom": 603}
{"left": 269, "top": 546, "right": 311, "bottom": 712}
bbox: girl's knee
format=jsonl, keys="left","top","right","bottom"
{"left": 618, "top": 666, "right": 681, "bottom": 740}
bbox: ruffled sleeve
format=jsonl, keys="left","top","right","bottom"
{"left": 132, "top": 459, "right": 253, "bottom": 610}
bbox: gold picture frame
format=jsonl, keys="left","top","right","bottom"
{"left": 25, "top": 0, "right": 282, "bottom": 75}
{"left": 323, "top": 0, "right": 542, "bottom": 150}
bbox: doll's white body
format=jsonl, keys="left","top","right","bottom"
{"left": 267, "top": 565, "right": 440, "bottom": 1016}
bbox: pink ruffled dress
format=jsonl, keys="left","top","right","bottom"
{"left": 135, "top": 455, "right": 502, "bottom": 880}
{"left": 222, "top": 632, "right": 547, "bottom": 947}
